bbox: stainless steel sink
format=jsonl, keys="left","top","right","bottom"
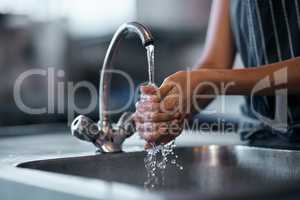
{"left": 17, "top": 145, "right": 300, "bottom": 199}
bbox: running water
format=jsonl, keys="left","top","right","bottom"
{"left": 146, "top": 44, "right": 155, "bottom": 85}
{"left": 143, "top": 44, "right": 183, "bottom": 190}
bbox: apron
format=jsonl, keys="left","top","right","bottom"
{"left": 230, "top": 0, "right": 300, "bottom": 145}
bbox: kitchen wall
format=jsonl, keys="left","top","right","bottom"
{"left": 0, "top": 0, "right": 215, "bottom": 126}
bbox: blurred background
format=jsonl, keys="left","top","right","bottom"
{"left": 0, "top": 0, "right": 243, "bottom": 127}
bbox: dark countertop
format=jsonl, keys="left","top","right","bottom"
{"left": 0, "top": 124, "right": 242, "bottom": 200}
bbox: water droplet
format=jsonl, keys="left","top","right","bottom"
{"left": 144, "top": 140, "right": 183, "bottom": 190}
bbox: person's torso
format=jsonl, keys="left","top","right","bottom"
{"left": 230, "top": 0, "right": 300, "bottom": 128}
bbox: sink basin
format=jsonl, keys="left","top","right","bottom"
{"left": 17, "top": 145, "right": 300, "bottom": 199}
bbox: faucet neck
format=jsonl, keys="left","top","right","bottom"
{"left": 99, "top": 22, "right": 154, "bottom": 126}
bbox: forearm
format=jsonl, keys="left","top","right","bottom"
{"left": 196, "top": 57, "right": 300, "bottom": 96}
{"left": 194, "top": 0, "right": 235, "bottom": 71}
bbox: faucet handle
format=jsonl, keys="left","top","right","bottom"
{"left": 108, "top": 112, "right": 135, "bottom": 145}
{"left": 71, "top": 113, "right": 136, "bottom": 153}
{"left": 116, "top": 112, "right": 136, "bottom": 136}
{"left": 97, "top": 112, "right": 135, "bottom": 153}
{"left": 71, "top": 115, "right": 100, "bottom": 142}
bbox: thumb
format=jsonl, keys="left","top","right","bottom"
{"left": 140, "top": 85, "right": 158, "bottom": 95}
{"left": 158, "top": 82, "right": 174, "bottom": 99}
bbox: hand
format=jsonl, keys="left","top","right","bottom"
{"left": 134, "top": 70, "right": 217, "bottom": 147}
{"left": 134, "top": 84, "right": 184, "bottom": 147}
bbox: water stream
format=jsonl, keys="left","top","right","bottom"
{"left": 146, "top": 44, "right": 155, "bottom": 85}
{"left": 144, "top": 45, "right": 183, "bottom": 190}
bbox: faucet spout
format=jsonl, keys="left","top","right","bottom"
{"left": 71, "top": 22, "right": 154, "bottom": 153}
{"left": 100, "top": 22, "right": 154, "bottom": 126}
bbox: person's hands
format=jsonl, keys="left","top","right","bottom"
{"left": 134, "top": 84, "right": 184, "bottom": 147}
{"left": 134, "top": 70, "right": 218, "bottom": 148}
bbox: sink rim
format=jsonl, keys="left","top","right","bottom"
{"left": 15, "top": 145, "right": 300, "bottom": 200}
{"left": 16, "top": 144, "right": 300, "bottom": 167}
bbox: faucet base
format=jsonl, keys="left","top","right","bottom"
{"left": 98, "top": 142, "right": 123, "bottom": 153}
{"left": 71, "top": 112, "right": 135, "bottom": 153}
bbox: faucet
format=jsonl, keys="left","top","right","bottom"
{"left": 71, "top": 22, "right": 154, "bottom": 153}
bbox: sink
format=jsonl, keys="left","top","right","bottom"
{"left": 17, "top": 145, "right": 300, "bottom": 199}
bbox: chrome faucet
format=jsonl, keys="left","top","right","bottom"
{"left": 71, "top": 22, "right": 154, "bottom": 153}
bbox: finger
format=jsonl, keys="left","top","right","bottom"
{"left": 160, "top": 95, "right": 180, "bottom": 112}
{"left": 144, "top": 143, "right": 153, "bottom": 149}
{"left": 140, "top": 85, "right": 158, "bottom": 95}
{"left": 140, "top": 94, "right": 160, "bottom": 102}
{"left": 154, "top": 122, "right": 182, "bottom": 145}
{"left": 136, "top": 122, "right": 168, "bottom": 133}
{"left": 144, "top": 142, "right": 158, "bottom": 149}
{"left": 157, "top": 135, "right": 176, "bottom": 145}
{"left": 142, "top": 131, "right": 162, "bottom": 143}
{"left": 135, "top": 101, "right": 160, "bottom": 112}
{"left": 138, "top": 119, "right": 183, "bottom": 144}
{"left": 143, "top": 131, "right": 178, "bottom": 145}
{"left": 144, "top": 136, "right": 174, "bottom": 149}
{"left": 158, "top": 82, "right": 174, "bottom": 99}
{"left": 134, "top": 112, "right": 181, "bottom": 122}
{"left": 137, "top": 122, "right": 170, "bottom": 143}
{"left": 168, "top": 120, "right": 183, "bottom": 136}
{"left": 136, "top": 119, "right": 182, "bottom": 132}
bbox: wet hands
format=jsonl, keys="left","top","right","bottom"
{"left": 134, "top": 71, "right": 194, "bottom": 147}
{"left": 134, "top": 70, "right": 218, "bottom": 148}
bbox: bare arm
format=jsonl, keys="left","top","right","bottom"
{"left": 194, "top": 56, "right": 300, "bottom": 96}
{"left": 196, "top": 0, "right": 236, "bottom": 70}
{"left": 195, "top": 0, "right": 300, "bottom": 96}
{"left": 173, "top": 0, "right": 237, "bottom": 115}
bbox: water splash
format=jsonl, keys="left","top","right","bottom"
{"left": 144, "top": 140, "right": 183, "bottom": 190}
{"left": 146, "top": 44, "right": 155, "bottom": 84}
